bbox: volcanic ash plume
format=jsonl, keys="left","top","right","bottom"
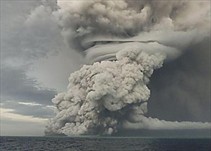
{"left": 45, "top": 0, "right": 211, "bottom": 135}
{"left": 46, "top": 46, "right": 166, "bottom": 135}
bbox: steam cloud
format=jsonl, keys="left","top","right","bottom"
{"left": 45, "top": 0, "right": 211, "bottom": 135}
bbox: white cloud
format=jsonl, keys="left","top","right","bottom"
{"left": 18, "top": 102, "right": 42, "bottom": 106}
{"left": 0, "top": 108, "right": 48, "bottom": 123}
{"left": 0, "top": 107, "right": 47, "bottom": 136}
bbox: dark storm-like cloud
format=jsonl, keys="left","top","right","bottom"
{"left": 148, "top": 38, "right": 211, "bottom": 122}
{"left": 0, "top": 0, "right": 83, "bottom": 136}
{"left": 1, "top": 66, "right": 56, "bottom": 105}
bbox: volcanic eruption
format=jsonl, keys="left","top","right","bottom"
{"left": 45, "top": 0, "right": 211, "bottom": 136}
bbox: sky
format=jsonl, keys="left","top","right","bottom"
{"left": 0, "top": 0, "right": 210, "bottom": 136}
{"left": 0, "top": 0, "right": 84, "bottom": 136}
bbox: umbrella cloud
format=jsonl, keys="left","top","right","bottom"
{"left": 45, "top": 0, "right": 211, "bottom": 135}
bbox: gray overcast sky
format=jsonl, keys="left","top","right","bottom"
{"left": 0, "top": 0, "right": 210, "bottom": 136}
{"left": 0, "top": 0, "right": 84, "bottom": 136}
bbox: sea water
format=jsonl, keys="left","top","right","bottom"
{"left": 0, "top": 136, "right": 211, "bottom": 151}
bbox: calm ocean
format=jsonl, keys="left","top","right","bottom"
{"left": 0, "top": 136, "right": 210, "bottom": 151}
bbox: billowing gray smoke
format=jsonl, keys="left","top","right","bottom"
{"left": 45, "top": 0, "right": 211, "bottom": 135}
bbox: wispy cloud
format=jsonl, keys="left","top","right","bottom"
{"left": 1, "top": 108, "right": 47, "bottom": 123}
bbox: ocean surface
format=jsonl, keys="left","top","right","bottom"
{"left": 0, "top": 136, "right": 210, "bottom": 151}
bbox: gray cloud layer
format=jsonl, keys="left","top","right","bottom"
{"left": 1, "top": 0, "right": 210, "bottom": 136}
{"left": 148, "top": 38, "right": 211, "bottom": 122}
{"left": 1, "top": 66, "right": 56, "bottom": 105}
{"left": 1, "top": 1, "right": 85, "bottom": 137}
{"left": 1, "top": 0, "right": 59, "bottom": 123}
{"left": 1, "top": 100, "right": 54, "bottom": 118}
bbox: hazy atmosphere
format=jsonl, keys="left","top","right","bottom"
{"left": 0, "top": 0, "right": 210, "bottom": 136}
